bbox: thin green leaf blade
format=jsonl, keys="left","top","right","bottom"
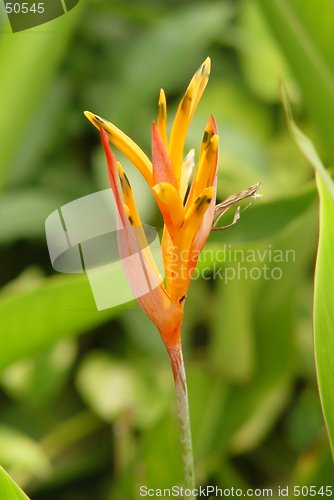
{"left": 314, "top": 174, "right": 334, "bottom": 454}
{"left": 0, "top": 466, "right": 29, "bottom": 500}
{"left": 281, "top": 86, "right": 334, "bottom": 198}
{"left": 282, "top": 89, "right": 334, "bottom": 454}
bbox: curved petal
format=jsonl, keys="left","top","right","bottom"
{"left": 168, "top": 57, "right": 211, "bottom": 179}
{"left": 157, "top": 89, "right": 168, "bottom": 147}
{"left": 152, "top": 181, "right": 184, "bottom": 240}
{"left": 152, "top": 122, "right": 177, "bottom": 188}
{"left": 186, "top": 116, "right": 218, "bottom": 210}
{"left": 100, "top": 127, "right": 183, "bottom": 345}
{"left": 85, "top": 111, "right": 153, "bottom": 186}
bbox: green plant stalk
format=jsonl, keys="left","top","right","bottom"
{"left": 167, "top": 342, "right": 195, "bottom": 497}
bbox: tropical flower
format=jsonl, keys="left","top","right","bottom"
{"left": 84, "top": 58, "right": 218, "bottom": 346}
{"left": 84, "top": 58, "right": 260, "bottom": 491}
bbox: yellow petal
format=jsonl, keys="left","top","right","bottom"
{"left": 84, "top": 111, "right": 153, "bottom": 186}
{"left": 157, "top": 89, "right": 168, "bottom": 147}
{"left": 168, "top": 186, "right": 214, "bottom": 304}
{"left": 199, "top": 114, "right": 217, "bottom": 157}
{"left": 116, "top": 161, "right": 142, "bottom": 227}
{"left": 123, "top": 202, "right": 131, "bottom": 221}
{"left": 152, "top": 181, "right": 184, "bottom": 239}
{"left": 186, "top": 133, "right": 218, "bottom": 211}
{"left": 176, "top": 186, "right": 214, "bottom": 251}
{"left": 161, "top": 227, "right": 175, "bottom": 294}
{"left": 117, "top": 163, "right": 162, "bottom": 281}
{"left": 168, "top": 57, "right": 211, "bottom": 179}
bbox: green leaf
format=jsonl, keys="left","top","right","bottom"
{"left": 1, "top": 340, "right": 77, "bottom": 404}
{"left": 0, "top": 5, "right": 82, "bottom": 190}
{"left": 0, "top": 426, "right": 51, "bottom": 480}
{"left": 76, "top": 352, "right": 171, "bottom": 429}
{"left": 282, "top": 87, "right": 334, "bottom": 198}
{"left": 0, "top": 190, "right": 67, "bottom": 242}
{"left": 239, "top": 0, "right": 293, "bottom": 102}
{"left": 282, "top": 88, "right": 334, "bottom": 454}
{"left": 0, "top": 466, "right": 29, "bottom": 500}
{"left": 286, "top": 388, "right": 324, "bottom": 452}
{"left": 229, "top": 381, "right": 290, "bottom": 454}
{"left": 314, "top": 176, "right": 334, "bottom": 455}
{"left": 209, "top": 268, "right": 255, "bottom": 384}
{"left": 0, "top": 274, "right": 126, "bottom": 373}
{"left": 255, "top": 0, "right": 334, "bottom": 160}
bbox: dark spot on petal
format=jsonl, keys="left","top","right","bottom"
{"left": 181, "top": 95, "right": 192, "bottom": 111}
{"left": 158, "top": 102, "right": 166, "bottom": 118}
{"left": 195, "top": 195, "right": 211, "bottom": 212}
{"left": 123, "top": 172, "right": 131, "bottom": 189}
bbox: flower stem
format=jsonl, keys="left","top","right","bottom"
{"left": 167, "top": 342, "right": 195, "bottom": 496}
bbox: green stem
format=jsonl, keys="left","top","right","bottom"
{"left": 167, "top": 342, "right": 195, "bottom": 496}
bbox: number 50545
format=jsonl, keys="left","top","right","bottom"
{"left": 5, "top": 3, "right": 45, "bottom": 14}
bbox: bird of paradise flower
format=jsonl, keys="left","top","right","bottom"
{"left": 84, "top": 58, "right": 260, "bottom": 492}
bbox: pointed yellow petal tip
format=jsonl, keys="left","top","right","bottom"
{"left": 84, "top": 111, "right": 105, "bottom": 128}
{"left": 84, "top": 110, "right": 95, "bottom": 122}
{"left": 157, "top": 89, "right": 168, "bottom": 146}
{"left": 198, "top": 57, "right": 211, "bottom": 77}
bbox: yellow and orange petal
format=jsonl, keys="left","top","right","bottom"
{"left": 152, "top": 182, "right": 184, "bottom": 239}
{"left": 168, "top": 57, "right": 211, "bottom": 180}
{"left": 186, "top": 115, "right": 218, "bottom": 209}
{"left": 157, "top": 89, "right": 168, "bottom": 147}
{"left": 84, "top": 111, "right": 153, "bottom": 186}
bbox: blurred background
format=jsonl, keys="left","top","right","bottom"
{"left": 0, "top": 0, "right": 334, "bottom": 498}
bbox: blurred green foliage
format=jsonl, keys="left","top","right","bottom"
{"left": 0, "top": 0, "right": 333, "bottom": 498}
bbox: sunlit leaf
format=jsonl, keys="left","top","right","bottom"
{"left": 282, "top": 88, "right": 334, "bottom": 454}
{"left": 0, "top": 466, "right": 29, "bottom": 500}
{"left": 0, "top": 427, "right": 51, "bottom": 480}
{"left": 313, "top": 177, "right": 334, "bottom": 455}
